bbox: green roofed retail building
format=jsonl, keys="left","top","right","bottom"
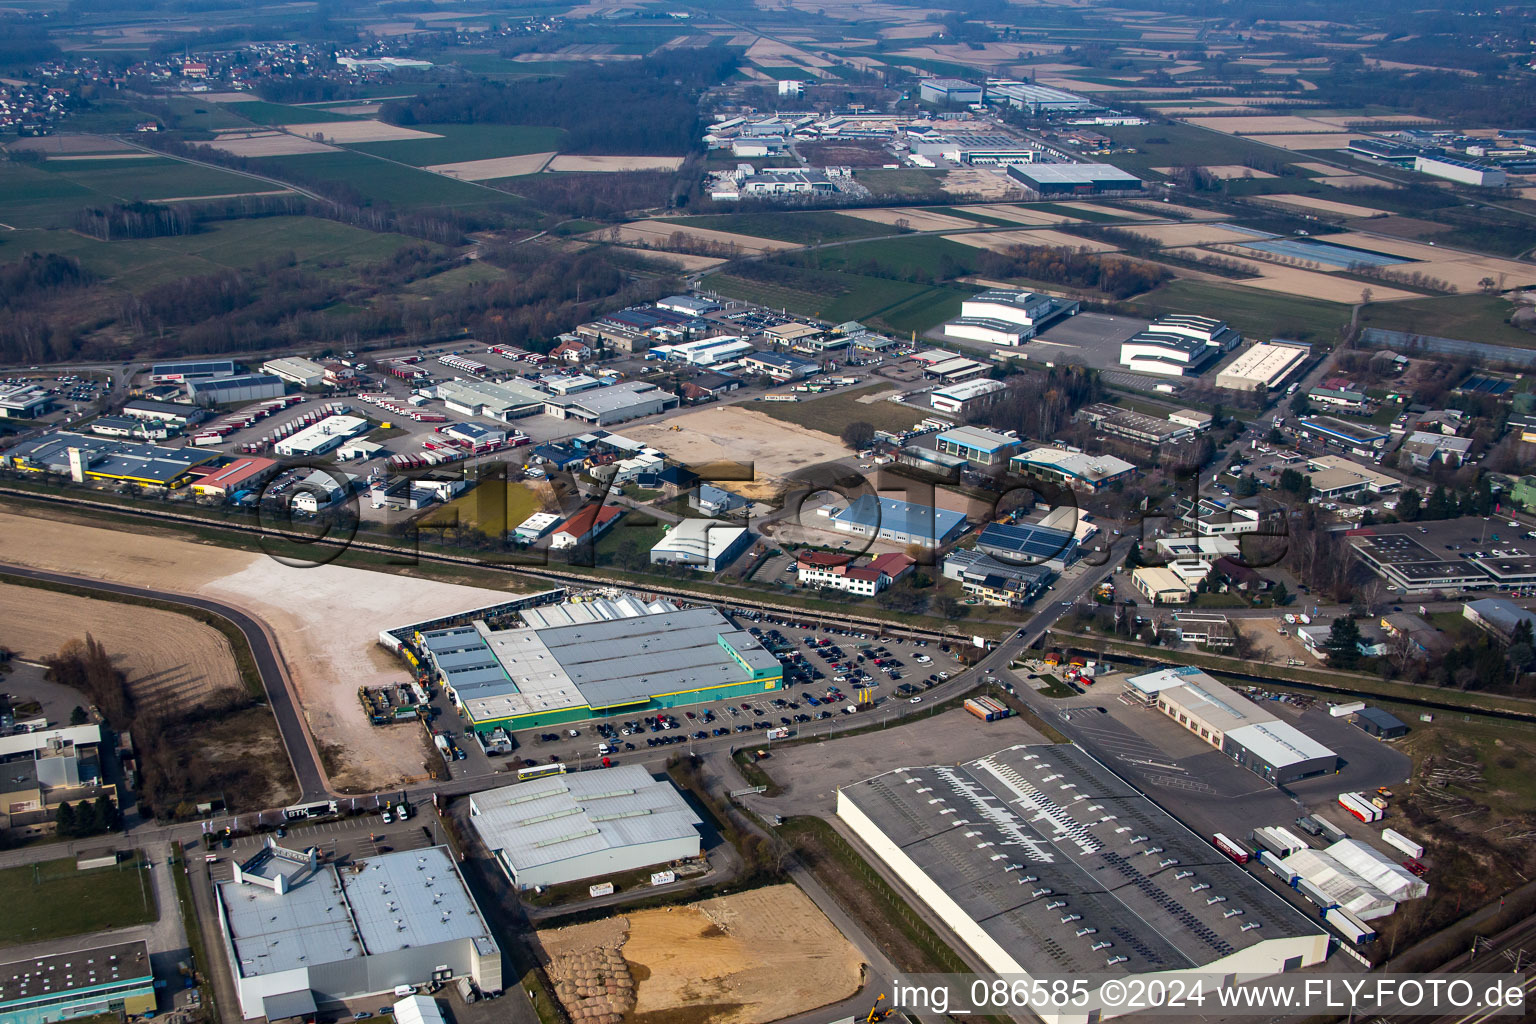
{"left": 415, "top": 597, "right": 782, "bottom": 733}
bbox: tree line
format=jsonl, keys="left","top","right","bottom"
{"left": 379, "top": 46, "right": 739, "bottom": 155}
{"left": 973, "top": 243, "right": 1170, "bottom": 299}
{"left": 0, "top": 252, "right": 93, "bottom": 310}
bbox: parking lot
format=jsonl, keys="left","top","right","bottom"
{"left": 208, "top": 798, "right": 441, "bottom": 875}
{"left": 1009, "top": 312, "right": 1149, "bottom": 370}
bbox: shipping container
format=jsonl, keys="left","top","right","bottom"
{"left": 1212, "top": 832, "right": 1251, "bottom": 864}
{"left": 1318, "top": 817, "right": 1347, "bottom": 842}
{"left": 1381, "top": 828, "right": 1424, "bottom": 860}
{"left": 1296, "top": 876, "right": 1336, "bottom": 910}
{"left": 1324, "top": 906, "right": 1376, "bottom": 945}
{"left": 1250, "top": 827, "right": 1289, "bottom": 857}
{"left": 1329, "top": 701, "right": 1367, "bottom": 718}
{"left": 1257, "top": 849, "right": 1299, "bottom": 886}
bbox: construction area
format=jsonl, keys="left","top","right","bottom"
{"left": 534, "top": 884, "right": 863, "bottom": 1024}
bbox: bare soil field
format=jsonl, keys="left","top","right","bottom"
{"left": 841, "top": 207, "right": 976, "bottom": 231}
{"left": 546, "top": 155, "right": 684, "bottom": 172}
{"left": 1060, "top": 200, "right": 1157, "bottom": 219}
{"left": 278, "top": 120, "right": 442, "bottom": 143}
{"left": 623, "top": 406, "right": 846, "bottom": 500}
{"left": 1321, "top": 233, "right": 1536, "bottom": 290}
{"left": 7, "top": 134, "right": 132, "bottom": 154}
{"left": 944, "top": 229, "right": 1118, "bottom": 253}
{"left": 206, "top": 132, "right": 337, "bottom": 157}
{"left": 622, "top": 250, "right": 727, "bottom": 273}
{"left": 1152, "top": 164, "right": 1275, "bottom": 179}
{"left": 1252, "top": 194, "right": 1387, "bottom": 218}
{"left": 0, "top": 506, "right": 513, "bottom": 790}
{"left": 940, "top": 167, "right": 1019, "bottom": 198}
{"left": 1196, "top": 252, "right": 1418, "bottom": 302}
{"left": 745, "top": 38, "right": 831, "bottom": 66}
{"left": 1037, "top": 77, "right": 1129, "bottom": 92}
{"left": 1294, "top": 161, "right": 1353, "bottom": 176}
{"left": 594, "top": 221, "right": 794, "bottom": 256}
{"left": 1122, "top": 200, "right": 1224, "bottom": 221}
{"left": 1327, "top": 174, "right": 1400, "bottom": 188}
{"left": 536, "top": 884, "right": 862, "bottom": 1024}
{"left": 318, "top": 103, "right": 382, "bottom": 116}
{"left": 956, "top": 203, "right": 1078, "bottom": 225}
{"left": 149, "top": 190, "right": 293, "bottom": 203}
{"left": 0, "top": 582, "right": 245, "bottom": 711}
{"left": 1186, "top": 115, "right": 1333, "bottom": 136}
{"left": 1124, "top": 222, "right": 1266, "bottom": 246}
{"left": 426, "top": 153, "right": 555, "bottom": 179}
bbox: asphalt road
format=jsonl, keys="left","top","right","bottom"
{"left": 0, "top": 562, "right": 330, "bottom": 802}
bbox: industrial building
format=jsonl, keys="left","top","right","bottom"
{"left": 1131, "top": 566, "right": 1192, "bottom": 604}
{"left": 1009, "top": 446, "right": 1137, "bottom": 491}
{"left": 975, "top": 520, "right": 1079, "bottom": 571}
{"left": 415, "top": 597, "right": 781, "bottom": 733}
{"left": 1076, "top": 403, "right": 1192, "bottom": 446}
{"left": 0, "top": 940, "right": 156, "bottom": 1024}
{"left": 1006, "top": 162, "right": 1142, "bottom": 196}
{"left": 1350, "top": 529, "right": 1512, "bottom": 593}
{"left": 543, "top": 381, "right": 677, "bottom": 426}
{"left": 0, "top": 384, "right": 52, "bottom": 419}
{"left": 985, "top": 79, "right": 1095, "bottom": 113}
{"left": 909, "top": 133, "right": 1037, "bottom": 166}
{"left": 216, "top": 841, "right": 501, "bottom": 1020}
{"left": 837, "top": 744, "right": 1329, "bottom": 1024}
{"left": 468, "top": 766, "right": 702, "bottom": 890}
{"left": 918, "top": 78, "right": 983, "bottom": 105}
{"left": 826, "top": 495, "right": 968, "bottom": 547}
{"left": 1463, "top": 598, "right": 1536, "bottom": 640}
{"left": 1413, "top": 155, "right": 1507, "bottom": 187}
{"left": 122, "top": 399, "right": 204, "bottom": 427}
{"left": 1120, "top": 315, "right": 1240, "bottom": 377}
{"left": 273, "top": 414, "right": 369, "bottom": 458}
{"left": 1352, "top": 706, "right": 1408, "bottom": 739}
{"left": 150, "top": 359, "right": 239, "bottom": 383}
{"left": 89, "top": 416, "right": 171, "bottom": 440}
{"left": 934, "top": 425, "right": 1021, "bottom": 467}
{"left": 742, "top": 351, "right": 820, "bottom": 381}
{"left": 1303, "top": 455, "right": 1400, "bottom": 498}
{"left": 1215, "top": 342, "right": 1310, "bottom": 392}
{"left": 928, "top": 378, "right": 1006, "bottom": 416}
{"left": 186, "top": 373, "right": 287, "bottom": 404}
{"left": 1290, "top": 416, "right": 1390, "bottom": 456}
{"left": 190, "top": 456, "right": 279, "bottom": 499}
{"left": 436, "top": 378, "right": 547, "bottom": 421}
{"left": 649, "top": 519, "right": 752, "bottom": 571}
{"left": 943, "top": 290, "right": 1077, "bottom": 346}
{"left": 261, "top": 357, "right": 328, "bottom": 389}
{"left": 2, "top": 433, "right": 216, "bottom": 490}
{"left": 1124, "top": 667, "right": 1338, "bottom": 785}
{"left": 0, "top": 724, "right": 112, "bottom": 831}
{"left": 941, "top": 548, "right": 1054, "bottom": 606}
{"left": 1282, "top": 838, "right": 1428, "bottom": 921}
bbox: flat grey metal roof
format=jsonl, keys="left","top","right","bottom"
{"left": 840, "top": 744, "right": 1321, "bottom": 976}
{"left": 468, "top": 765, "right": 701, "bottom": 875}
{"left": 218, "top": 846, "right": 494, "bottom": 979}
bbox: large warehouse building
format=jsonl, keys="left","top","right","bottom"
{"left": 1006, "top": 162, "right": 1142, "bottom": 195}
{"left": 1125, "top": 667, "right": 1338, "bottom": 784}
{"left": 1215, "top": 342, "right": 1310, "bottom": 392}
{"left": 261, "top": 357, "right": 327, "bottom": 389}
{"left": 187, "top": 373, "right": 287, "bottom": 404}
{"left": 415, "top": 597, "right": 781, "bottom": 733}
{"left": 943, "top": 289, "right": 1077, "bottom": 346}
{"left": 837, "top": 744, "right": 1329, "bottom": 1024}
{"left": 216, "top": 841, "right": 501, "bottom": 1020}
{"left": 273, "top": 414, "right": 369, "bottom": 457}
{"left": 468, "top": 766, "right": 702, "bottom": 890}
{"left": 1120, "top": 315, "right": 1241, "bottom": 378}
{"left": 1, "top": 432, "right": 216, "bottom": 490}
{"left": 1009, "top": 446, "right": 1137, "bottom": 492}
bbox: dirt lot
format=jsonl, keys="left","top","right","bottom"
{"left": 841, "top": 207, "right": 975, "bottom": 231}
{"left": 1152, "top": 164, "right": 1275, "bottom": 179}
{"left": 7, "top": 134, "right": 134, "bottom": 154}
{"left": 547, "top": 155, "right": 684, "bottom": 172}
{"left": 595, "top": 221, "right": 795, "bottom": 256}
{"left": 426, "top": 153, "right": 555, "bottom": 179}
{"left": 939, "top": 167, "right": 1019, "bottom": 198}
{"left": 624, "top": 406, "right": 846, "bottom": 500}
{"left": 0, "top": 582, "right": 245, "bottom": 712}
{"left": 1196, "top": 251, "right": 1418, "bottom": 302}
{"left": 536, "top": 884, "right": 862, "bottom": 1024}
{"left": 1323, "top": 232, "right": 1536, "bottom": 290}
{"left": 1251, "top": 193, "right": 1387, "bottom": 218}
{"left": 955, "top": 203, "right": 1078, "bottom": 225}
{"left": 206, "top": 132, "right": 337, "bottom": 157}
{"left": 945, "top": 228, "right": 1118, "bottom": 253}
{"left": 0, "top": 506, "right": 513, "bottom": 790}
{"left": 1244, "top": 133, "right": 1362, "bottom": 151}
{"left": 278, "top": 120, "right": 442, "bottom": 143}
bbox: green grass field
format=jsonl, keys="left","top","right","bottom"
{"left": 254, "top": 151, "right": 524, "bottom": 211}
{"left": 344, "top": 123, "right": 567, "bottom": 165}
{"left": 219, "top": 100, "right": 362, "bottom": 125}
{"left": 0, "top": 158, "right": 271, "bottom": 229}
{"left": 1359, "top": 294, "right": 1536, "bottom": 349}
{"left": 814, "top": 235, "right": 979, "bottom": 278}
{"left": 854, "top": 167, "right": 947, "bottom": 198}
{"left": 1125, "top": 279, "right": 1351, "bottom": 342}
{"left": 703, "top": 267, "right": 972, "bottom": 335}
{"left": 1100, "top": 123, "right": 1304, "bottom": 178}
{"left": 0, "top": 854, "right": 158, "bottom": 947}
{"left": 754, "top": 386, "right": 927, "bottom": 436}
{"left": 2, "top": 217, "right": 429, "bottom": 290}
{"left": 421, "top": 481, "right": 546, "bottom": 535}
{"left": 669, "top": 211, "right": 891, "bottom": 245}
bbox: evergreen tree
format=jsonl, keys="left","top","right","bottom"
{"left": 1397, "top": 488, "right": 1422, "bottom": 522}
{"left": 1326, "top": 616, "right": 1362, "bottom": 669}
{"left": 56, "top": 801, "right": 77, "bottom": 837}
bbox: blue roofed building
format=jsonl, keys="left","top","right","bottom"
{"left": 828, "top": 495, "right": 968, "bottom": 548}
{"left": 974, "top": 521, "right": 1080, "bottom": 571}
